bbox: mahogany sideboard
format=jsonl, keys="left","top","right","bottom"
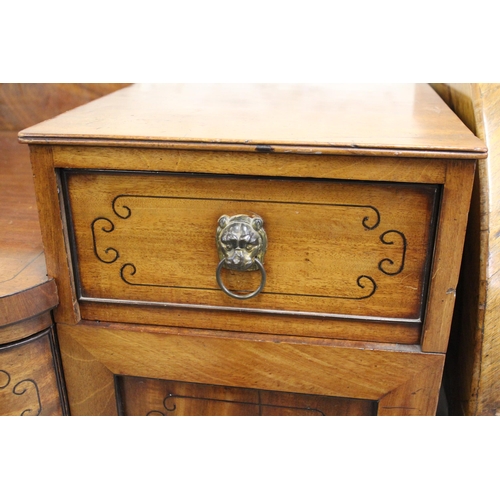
{"left": 18, "top": 83, "right": 486, "bottom": 416}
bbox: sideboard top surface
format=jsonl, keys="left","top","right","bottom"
{"left": 18, "top": 83, "right": 486, "bottom": 158}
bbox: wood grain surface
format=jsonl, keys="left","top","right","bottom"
{"left": 0, "top": 84, "right": 129, "bottom": 415}
{"left": 1, "top": 83, "right": 129, "bottom": 335}
{"left": 0, "top": 83, "right": 129, "bottom": 131}
{"left": 65, "top": 170, "right": 437, "bottom": 322}
{"left": 79, "top": 300, "right": 421, "bottom": 344}
{"left": 24, "top": 83, "right": 481, "bottom": 416}
{"left": 421, "top": 160, "right": 476, "bottom": 353}
{"left": 57, "top": 328, "right": 117, "bottom": 416}
{"left": 0, "top": 132, "right": 58, "bottom": 337}
{"left": 0, "top": 312, "right": 53, "bottom": 345}
{"left": 28, "top": 146, "right": 80, "bottom": 325}
{"left": 58, "top": 320, "right": 444, "bottom": 416}
{"left": 52, "top": 145, "right": 450, "bottom": 183}
{"left": 118, "top": 376, "right": 377, "bottom": 416}
{"left": 0, "top": 329, "right": 65, "bottom": 416}
{"left": 19, "top": 84, "right": 486, "bottom": 158}
{"left": 432, "top": 83, "right": 500, "bottom": 415}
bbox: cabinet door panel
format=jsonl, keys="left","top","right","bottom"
{"left": 117, "top": 376, "right": 377, "bottom": 416}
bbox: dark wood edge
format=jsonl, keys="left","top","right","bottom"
{"left": 48, "top": 325, "right": 70, "bottom": 415}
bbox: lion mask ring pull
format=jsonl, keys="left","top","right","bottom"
{"left": 215, "top": 214, "right": 267, "bottom": 300}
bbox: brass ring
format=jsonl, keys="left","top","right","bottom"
{"left": 216, "top": 258, "right": 266, "bottom": 300}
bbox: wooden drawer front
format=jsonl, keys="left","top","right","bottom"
{"left": 117, "top": 376, "right": 377, "bottom": 416}
{"left": 0, "top": 329, "right": 65, "bottom": 416}
{"left": 64, "top": 170, "right": 437, "bottom": 321}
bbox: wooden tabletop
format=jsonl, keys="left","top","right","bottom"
{"left": 18, "top": 84, "right": 486, "bottom": 159}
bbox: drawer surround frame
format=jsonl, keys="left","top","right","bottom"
{"left": 27, "top": 144, "right": 476, "bottom": 353}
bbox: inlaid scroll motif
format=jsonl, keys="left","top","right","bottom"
{"left": 110, "top": 195, "right": 382, "bottom": 229}
{"left": 0, "top": 370, "right": 42, "bottom": 416}
{"left": 343, "top": 275, "right": 377, "bottom": 300}
{"left": 146, "top": 393, "right": 325, "bottom": 416}
{"left": 0, "top": 369, "right": 10, "bottom": 389}
{"left": 91, "top": 218, "right": 119, "bottom": 263}
{"left": 90, "top": 195, "right": 406, "bottom": 300}
{"left": 378, "top": 230, "right": 407, "bottom": 276}
{"left": 113, "top": 195, "right": 166, "bottom": 220}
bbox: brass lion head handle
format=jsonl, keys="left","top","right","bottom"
{"left": 215, "top": 214, "right": 267, "bottom": 299}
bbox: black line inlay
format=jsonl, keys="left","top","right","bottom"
{"left": 0, "top": 370, "right": 42, "bottom": 416}
{"left": 146, "top": 393, "right": 325, "bottom": 416}
{"left": 378, "top": 230, "right": 407, "bottom": 276}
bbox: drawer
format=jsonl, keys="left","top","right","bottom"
{"left": 63, "top": 170, "right": 438, "bottom": 328}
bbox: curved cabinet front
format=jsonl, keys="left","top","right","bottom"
{"left": 0, "top": 328, "right": 67, "bottom": 416}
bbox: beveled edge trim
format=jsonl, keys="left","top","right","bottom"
{"left": 17, "top": 136, "right": 488, "bottom": 159}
